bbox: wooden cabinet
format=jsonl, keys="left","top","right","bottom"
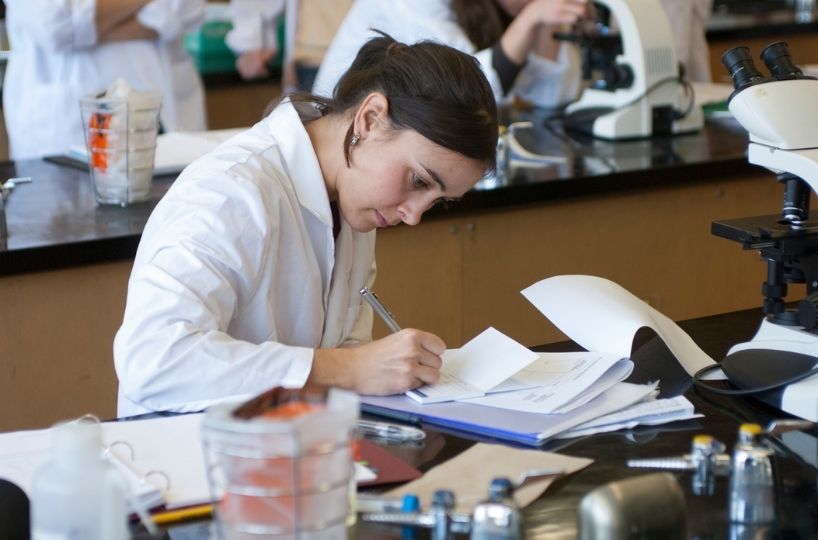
{"left": 0, "top": 261, "right": 131, "bottom": 430}
{"left": 374, "top": 170, "right": 793, "bottom": 348}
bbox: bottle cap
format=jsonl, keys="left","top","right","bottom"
{"left": 52, "top": 421, "right": 102, "bottom": 457}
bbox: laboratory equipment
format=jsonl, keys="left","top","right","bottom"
{"left": 0, "top": 177, "right": 31, "bottom": 246}
{"left": 469, "top": 477, "right": 525, "bottom": 540}
{"left": 360, "top": 472, "right": 558, "bottom": 539}
{"left": 361, "top": 489, "right": 471, "bottom": 539}
{"left": 30, "top": 421, "right": 129, "bottom": 540}
{"left": 728, "top": 424, "right": 775, "bottom": 524}
{"left": 628, "top": 422, "right": 814, "bottom": 526}
{"left": 577, "top": 472, "right": 687, "bottom": 540}
{"left": 710, "top": 41, "right": 818, "bottom": 421}
{"left": 201, "top": 386, "right": 359, "bottom": 539}
{"left": 628, "top": 434, "right": 731, "bottom": 496}
{"left": 80, "top": 86, "right": 162, "bottom": 207}
{"left": 559, "top": 0, "right": 703, "bottom": 139}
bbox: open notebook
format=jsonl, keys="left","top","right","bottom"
{"left": 0, "top": 412, "right": 421, "bottom": 512}
{"left": 0, "top": 414, "right": 208, "bottom": 512}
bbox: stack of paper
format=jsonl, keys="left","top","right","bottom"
{"left": 363, "top": 275, "right": 714, "bottom": 446}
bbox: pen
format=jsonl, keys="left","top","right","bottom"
{"left": 151, "top": 503, "right": 213, "bottom": 526}
{"left": 357, "top": 419, "right": 426, "bottom": 442}
{"left": 359, "top": 287, "right": 401, "bottom": 333}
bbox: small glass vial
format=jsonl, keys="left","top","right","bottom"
{"left": 728, "top": 423, "right": 775, "bottom": 524}
{"left": 30, "top": 421, "right": 128, "bottom": 540}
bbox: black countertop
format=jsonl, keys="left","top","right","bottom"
{"left": 0, "top": 117, "right": 756, "bottom": 277}
{"left": 707, "top": 8, "right": 818, "bottom": 41}
{"left": 153, "top": 307, "right": 818, "bottom": 539}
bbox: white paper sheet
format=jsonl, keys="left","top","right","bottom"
{"left": 556, "top": 395, "right": 701, "bottom": 439}
{"left": 521, "top": 275, "right": 717, "bottom": 376}
{"left": 462, "top": 352, "right": 631, "bottom": 414}
{"left": 364, "top": 382, "right": 659, "bottom": 445}
{"left": 406, "top": 327, "right": 538, "bottom": 404}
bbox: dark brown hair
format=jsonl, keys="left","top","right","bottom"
{"left": 292, "top": 32, "right": 498, "bottom": 175}
{"left": 450, "top": 0, "right": 512, "bottom": 50}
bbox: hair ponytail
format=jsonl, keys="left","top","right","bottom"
{"left": 290, "top": 32, "right": 498, "bottom": 175}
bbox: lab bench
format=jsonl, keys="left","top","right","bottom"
{"left": 0, "top": 117, "right": 782, "bottom": 433}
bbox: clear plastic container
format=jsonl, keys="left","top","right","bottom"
{"left": 79, "top": 93, "right": 161, "bottom": 206}
{"left": 30, "top": 421, "right": 128, "bottom": 540}
{"left": 202, "top": 387, "right": 359, "bottom": 539}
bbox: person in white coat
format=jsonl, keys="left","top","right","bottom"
{"left": 114, "top": 33, "right": 499, "bottom": 416}
{"left": 2, "top": 0, "right": 208, "bottom": 160}
{"left": 225, "top": 0, "right": 284, "bottom": 81}
{"left": 659, "top": 0, "right": 714, "bottom": 83}
{"left": 313, "top": 0, "right": 592, "bottom": 109}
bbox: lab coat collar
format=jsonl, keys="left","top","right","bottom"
{"left": 265, "top": 100, "right": 333, "bottom": 228}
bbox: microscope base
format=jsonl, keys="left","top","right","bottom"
{"left": 725, "top": 318, "right": 818, "bottom": 421}
{"left": 564, "top": 99, "right": 703, "bottom": 140}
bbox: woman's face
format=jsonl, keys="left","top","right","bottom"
{"left": 337, "top": 128, "right": 486, "bottom": 233}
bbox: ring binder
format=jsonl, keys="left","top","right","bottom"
{"left": 0, "top": 413, "right": 210, "bottom": 513}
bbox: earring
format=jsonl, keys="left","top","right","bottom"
{"left": 350, "top": 133, "right": 360, "bottom": 146}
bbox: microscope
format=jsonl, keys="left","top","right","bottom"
{"left": 560, "top": 0, "right": 703, "bottom": 139}
{"left": 712, "top": 42, "right": 818, "bottom": 422}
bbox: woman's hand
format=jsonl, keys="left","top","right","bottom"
{"left": 502, "top": 0, "right": 592, "bottom": 63}
{"left": 236, "top": 49, "right": 277, "bottom": 80}
{"left": 522, "top": 0, "right": 591, "bottom": 26}
{"left": 310, "top": 329, "right": 446, "bottom": 395}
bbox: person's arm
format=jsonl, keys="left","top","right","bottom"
{"left": 225, "top": 0, "right": 285, "bottom": 80}
{"left": 136, "top": 0, "right": 206, "bottom": 43}
{"left": 499, "top": 0, "right": 589, "bottom": 65}
{"left": 95, "top": 0, "right": 152, "bottom": 37}
{"left": 98, "top": 13, "right": 158, "bottom": 43}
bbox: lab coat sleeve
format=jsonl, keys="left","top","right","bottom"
{"left": 225, "top": 0, "right": 285, "bottom": 55}
{"left": 114, "top": 172, "right": 314, "bottom": 413}
{"left": 137, "top": 0, "right": 206, "bottom": 43}
{"left": 511, "top": 43, "right": 583, "bottom": 108}
{"left": 14, "top": 0, "right": 98, "bottom": 51}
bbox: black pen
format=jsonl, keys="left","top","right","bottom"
{"left": 359, "top": 287, "right": 401, "bottom": 333}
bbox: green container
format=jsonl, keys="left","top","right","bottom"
{"left": 184, "top": 20, "right": 237, "bottom": 75}
{"left": 184, "top": 18, "right": 286, "bottom": 76}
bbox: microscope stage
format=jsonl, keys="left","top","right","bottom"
{"left": 712, "top": 212, "right": 818, "bottom": 252}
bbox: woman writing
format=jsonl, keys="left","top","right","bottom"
{"left": 114, "top": 34, "right": 498, "bottom": 416}
{"left": 313, "top": 0, "right": 592, "bottom": 109}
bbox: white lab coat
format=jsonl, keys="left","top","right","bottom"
{"left": 114, "top": 100, "right": 376, "bottom": 416}
{"left": 312, "top": 0, "right": 582, "bottom": 108}
{"left": 660, "top": 0, "right": 713, "bottom": 82}
{"left": 225, "top": 0, "right": 285, "bottom": 55}
{"left": 3, "top": 0, "right": 208, "bottom": 160}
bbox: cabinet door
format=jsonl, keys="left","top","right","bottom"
{"left": 373, "top": 219, "right": 463, "bottom": 345}
{"left": 461, "top": 173, "right": 787, "bottom": 347}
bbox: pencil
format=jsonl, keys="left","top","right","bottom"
{"left": 151, "top": 503, "right": 213, "bottom": 526}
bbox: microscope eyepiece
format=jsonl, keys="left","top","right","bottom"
{"left": 761, "top": 41, "right": 808, "bottom": 80}
{"left": 722, "top": 46, "right": 766, "bottom": 92}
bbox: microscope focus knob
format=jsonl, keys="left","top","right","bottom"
{"left": 604, "top": 64, "right": 634, "bottom": 90}
{"left": 797, "top": 293, "right": 818, "bottom": 330}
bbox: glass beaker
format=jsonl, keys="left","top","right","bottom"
{"left": 79, "top": 93, "right": 161, "bottom": 206}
